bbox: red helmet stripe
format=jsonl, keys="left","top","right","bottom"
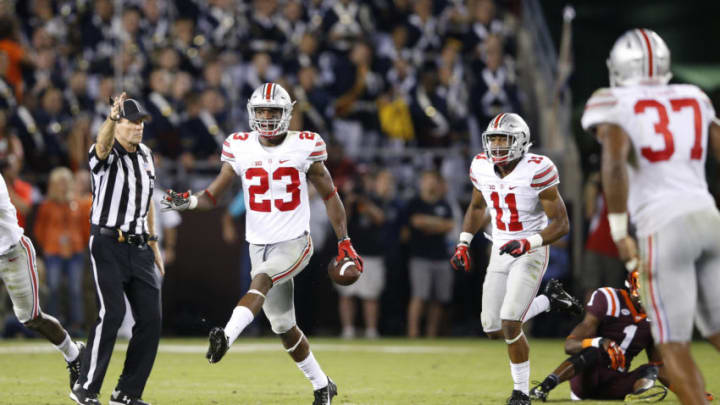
{"left": 493, "top": 113, "right": 506, "bottom": 128}
{"left": 265, "top": 83, "right": 273, "bottom": 100}
{"left": 638, "top": 29, "right": 654, "bottom": 77}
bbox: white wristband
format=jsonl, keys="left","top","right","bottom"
{"left": 608, "top": 212, "right": 628, "bottom": 242}
{"left": 188, "top": 195, "right": 198, "bottom": 210}
{"left": 459, "top": 232, "right": 474, "bottom": 245}
{"left": 590, "top": 337, "right": 602, "bottom": 348}
{"left": 527, "top": 234, "right": 544, "bottom": 249}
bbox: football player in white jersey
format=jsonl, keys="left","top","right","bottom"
{"left": 163, "top": 82, "right": 362, "bottom": 405}
{"left": 581, "top": 29, "right": 720, "bottom": 405}
{"left": 450, "top": 113, "right": 573, "bottom": 405}
{"left": 0, "top": 173, "right": 84, "bottom": 389}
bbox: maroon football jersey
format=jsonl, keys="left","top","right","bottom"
{"left": 585, "top": 287, "right": 653, "bottom": 369}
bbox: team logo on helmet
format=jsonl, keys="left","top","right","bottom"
{"left": 607, "top": 28, "right": 672, "bottom": 87}
{"left": 481, "top": 113, "right": 532, "bottom": 164}
{"left": 247, "top": 83, "right": 295, "bottom": 137}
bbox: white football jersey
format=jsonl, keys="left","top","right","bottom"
{"left": 470, "top": 153, "right": 559, "bottom": 244}
{"left": 0, "top": 174, "right": 24, "bottom": 253}
{"left": 221, "top": 130, "right": 327, "bottom": 245}
{"left": 581, "top": 84, "right": 717, "bottom": 236}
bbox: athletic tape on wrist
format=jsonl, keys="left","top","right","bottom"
{"left": 608, "top": 212, "right": 628, "bottom": 242}
{"left": 527, "top": 234, "right": 544, "bottom": 249}
{"left": 188, "top": 195, "right": 198, "bottom": 210}
{"left": 459, "top": 232, "right": 474, "bottom": 245}
{"left": 247, "top": 289, "right": 266, "bottom": 299}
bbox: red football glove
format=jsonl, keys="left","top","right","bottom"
{"left": 337, "top": 238, "right": 363, "bottom": 272}
{"left": 450, "top": 243, "right": 471, "bottom": 272}
{"left": 499, "top": 239, "right": 531, "bottom": 257}
{"left": 603, "top": 340, "right": 626, "bottom": 372}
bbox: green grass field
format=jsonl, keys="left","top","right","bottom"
{"left": 0, "top": 338, "right": 717, "bottom": 405}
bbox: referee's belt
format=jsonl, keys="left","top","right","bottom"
{"left": 91, "top": 225, "right": 148, "bottom": 246}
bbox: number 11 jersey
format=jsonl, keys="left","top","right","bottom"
{"left": 581, "top": 84, "right": 717, "bottom": 236}
{"left": 221, "top": 130, "right": 327, "bottom": 245}
{"left": 469, "top": 153, "right": 559, "bottom": 245}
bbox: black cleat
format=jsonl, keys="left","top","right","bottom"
{"left": 109, "top": 389, "right": 151, "bottom": 405}
{"left": 507, "top": 390, "right": 531, "bottom": 405}
{"left": 67, "top": 342, "right": 85, "bottom": 389}
{"left": 545, "top": 279, "right": 583, "bottom": 316}
{"left": 313, "top": 377, "right": 338, "bottom": 405}
{"left": 69, "top": 384, "right": 101, "bottom": 405}
{"left": 206, "top": 327, "right": 229, "bottom": 364}
{"left": 530, "top": 383, "right": 548, "bottom": 402}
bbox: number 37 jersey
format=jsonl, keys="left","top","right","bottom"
{"left": 470, "top": 153, "right": 559, "bottom": 244}
{"left": 581, "top": 84, "right": 717, "bottom": 236}
{"left": 221, "top": 130, "right": 327, "bottom": 245}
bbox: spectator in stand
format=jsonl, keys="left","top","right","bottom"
{"left": 145, "top": 68, "right": 181, "bottom": 158}
{"left": 337, "top": 171, "right": 388, "bottom": 339}
{"left": 33, "top": 87, "right": 70, "bottom": 174}
{"left": 463, "top": 0, "right": 507, "bottom": 55}
{"left": 66, "top": 114, "right": 92, "bottom": 172}
{"left": 0, "top": 141, "right": 32, "bottom": 228}
{"left": 470, "top": 34, "right": 521, "bottom": 130}
{"left": 409, "top": 62, "right": 451, "bottom": 147}
{"left": 581, "top": 171, "right": 626, "bottom": 299}
{"left": 404, "top": 170, "right": 455, "bottom": 338}
{"left": 0, "top": 16, "right": 28, "bottom": 100}
{"left": 33, "top": 167, "right": 87, "bottom": 333}
{"left": 332, "top": 41, "right": 383, "bottom": 157}
{"left": 405, "top": 0, "right": 442, "bottom": 65}
{"left": 293, "top": 66, "right": 331, "bottom": 134}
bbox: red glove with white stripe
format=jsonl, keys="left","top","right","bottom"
{"left": 499, "top": 239, "right": 531, "bottom": 257}
{"left": 337, "top": 238, "right": 363, "bottom": 272}
{"left": 450, "top": 243, "right": 471, "bottom": 272}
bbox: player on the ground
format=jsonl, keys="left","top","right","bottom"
{"left": 162, "top": 82, "right": 362, "bottom": 405}
{"left": 581, "top": 28, "right": 720, "bottom": 405}
{"left": 0, "top": 173, "right": 84, "bottom": 389}
{"left": 530, "top": 271, "right": 671, "bottom": 402}
{"left": 531, "top": 272, "right": 715, "bottom": 403}
{"left": 450, "top": 112, "right": 577, "bottom": 405}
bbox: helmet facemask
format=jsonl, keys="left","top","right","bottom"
{"left": 248, "top": 104, "right": 292, "bottom": 137}
{"left": 483, "top": 133, "right": 515, "bottom": 164}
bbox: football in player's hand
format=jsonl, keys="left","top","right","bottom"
{"left": 328, "top": 258, "right": 361, "bottom": 286}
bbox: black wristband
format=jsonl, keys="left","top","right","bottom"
{"left": 148, "top": 235, "right": 159, "bottom": 242}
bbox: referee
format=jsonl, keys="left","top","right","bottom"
{"left": 71, "top": 93, "right": 164, "bottom": 405}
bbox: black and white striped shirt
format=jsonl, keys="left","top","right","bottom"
{"left": 89, "top": 142, "right": 155, "bottom": 234}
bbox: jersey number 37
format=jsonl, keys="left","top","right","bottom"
{"left": 634, "top": 98, "right": 702, "bottom": 162}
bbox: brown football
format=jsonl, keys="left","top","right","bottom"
{"left": 328, "top": 258, "right": 361, "bottom": 286}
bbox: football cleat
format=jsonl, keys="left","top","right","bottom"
{"left": 545, "top": 279, "right": 583, "bottom": 316}
{"left": 507, "top": 390, "right": 531, "bottom": 405}
{"left": 206, "top": 327, "right": 230, "bottom": 364}
{"left": 624, "top": 385, "right": 668, "bottom": 403}
{"left": 529, "top": 383, "right": 549, "bottom": 402}
{"left": 69, "top": 384, "right": 101, "bottom": 405}
{"left": 313, "top": 377, "right": 337, "bottom": 405}
{"left": 67, "top": 341, "right": 85, "bottom": 389}
{"left": 109, "top": 389, "right": 151, "bottom": 405}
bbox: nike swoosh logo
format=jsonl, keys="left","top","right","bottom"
{"left": 8, "top": 257, "right": 17, "bottom": 262}
{"left": 509, "top": 186, "right": 517, "bottom": 190}
{"left": 279, "top": 160, "right": 289, "bottom": 164}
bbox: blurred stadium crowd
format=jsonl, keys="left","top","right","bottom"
{"left": 0, "top": 0, "right": 624, "bottom": 339}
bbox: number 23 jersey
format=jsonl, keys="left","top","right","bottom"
{"left": 221, "top": 130, "right": 327, "bottom": 245}
{"left": 469, "top": 153, "right": 559, "bottom": 245}
{"left": 581, "top": 84, "right": 717, "bottom": 236}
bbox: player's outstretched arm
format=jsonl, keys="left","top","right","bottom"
{"left": 538, "top": 185, "right": 570, "bottom": 245}
{"left": 596, "top": 123, "right": 638, "bottom": 269}
{"left": 162, "top": 163, "right": 235, "bottom": 211}
{"left": 450, "top": 188, "right": 489, "bottom": 272}
{"left": 308, "top": 161, "right": 364, "bottom": 270}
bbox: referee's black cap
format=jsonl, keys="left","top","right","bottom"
{"left": 121, "top": 99, "right": 150, "bottom": 122}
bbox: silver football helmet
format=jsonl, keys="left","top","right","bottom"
{"left": 247, "top": 82, "right": 295, "bottom": 137}
{"left": 482, "top": 113, "right": 531, "bottom": 164}
{"left": 607, "top": 29, "right": 672, "bottom": 87}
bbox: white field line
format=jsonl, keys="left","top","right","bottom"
{"left": 0, "top": 343, "right": 476, "bottom": 355}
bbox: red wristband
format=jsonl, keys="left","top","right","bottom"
{"left": 204, "top": 189, "right": 217, "bottom": 206}
{"left": 323, "top": 186, "right": 337, "bottom": 201}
